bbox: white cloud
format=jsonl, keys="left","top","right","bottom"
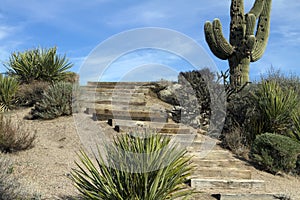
{"left": 0, "top": 25, "right": 17, "bottom": 40}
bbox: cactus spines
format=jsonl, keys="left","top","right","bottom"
{"left": 204, "top": 0, "right": 272, "bottom": 86}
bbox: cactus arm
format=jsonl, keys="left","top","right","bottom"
{"left": 245, "top": 13, "right": 256, "bottom": 36}
{"left": 212, "top": 19, "right": 234, "bottom": 56}
{"left": 204, "top": 21, "right": 231, "bottom": 60}
{"left": 248, "top": 0, "right": 264, "bottom": 17}
{"left": 251, "top": 0, "right": 272, "bottom": 62}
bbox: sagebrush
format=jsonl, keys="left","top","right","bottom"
{"left": 0, "top": 114, "right": 36, "bottom": 153}
{"left": 16, "top": 81, "right": 49, "bottom": 107}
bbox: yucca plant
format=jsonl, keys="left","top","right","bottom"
{"left": 291, "top": 107, "right": 300, "bottom": 142}
{"left": 251, "top": 80, "right": 299, "bottom": 135}
{"left": 30, "top": 81, "right": 75, "bottom": 119}
{"left": 0, "top": 75, "right": 19, "bottom": 111}
{"left": 71, "top": 132, "right": 195, "bottom": 200}
{"left": 5, "top": 47, "right": 73, "bottom": 83}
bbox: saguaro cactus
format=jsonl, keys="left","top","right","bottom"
{"left": 204, "top": 0, "right": 272, "bottom": 86}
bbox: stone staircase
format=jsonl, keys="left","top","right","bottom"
{"left": 78, "top": 81, "right": 282, "bottom": 200}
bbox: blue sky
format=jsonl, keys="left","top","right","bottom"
{"left": 0, "top": 0, "right": 299, "bottom": 84}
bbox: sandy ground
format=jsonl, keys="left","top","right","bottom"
{"left": 3, "top": 108, "right": 300, "bottom": 200}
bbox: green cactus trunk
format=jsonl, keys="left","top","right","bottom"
{"left": 229, "top": 55, "right": 250, "bottom": 87}
{"left": 204, "top": 0, "right": 272, "bottom": 86}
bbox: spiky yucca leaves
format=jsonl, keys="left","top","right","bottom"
{"left": 251, "top": 80, "right": 298, "bottom": 136}
{"left": 71, "top": 133, "right": 195, "bottom": 200}
{"left": 30, "top": 82, "right": 75, "bottom": 119}
{"left": 5, "top": 47, "right": 73, "bottom": 83}
{"left": 0, "top": 75, "right": 19, "bottom": 111}
{"left": 291, "top": 107, "right": 300, "bottom": 142}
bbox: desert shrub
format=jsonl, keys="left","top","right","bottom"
{"left": 0, "top": 114, "right": 36, "bottom": 153}
{"left": 223, "top": 85, "right": 257, "bottom": 141}
{"left": 71, "top": 133, "right": 195, "bottom": 199}
{"left": 5, "top": 46, "right": 73, "bottom": 83}
{"left": 222, "top": 126, "right": 250, "bottom": 158}
{"left": 217, "top": 69, "right": 257, "bottom": 149}
{"left": 261, "top": 67, "right": 300, "bottom": 96}
{"left": 251, "top": 80, "right": 299, "bottom": 136}
{"left": 30, "top": 81, "right": 74, "bottom": 119}
{"left": 171, "top": 68, "right": 216, "bottom": 129}
{"left": 295, "top": 155, "right": 300, "bottom": 175}
{"left": 16, "top": 81, "right": 50, "bottom": 107}
{"left": 62, "top": 71, "right": 79, "bottom": 83}
{"left": 178, "top": 68, "right": 215, "bottom": 113}
{"left": 250, "top": 133, "right": 300, "bottom": 174}
{"left": 0, "top": 74, "right": 19, "bottom": 111}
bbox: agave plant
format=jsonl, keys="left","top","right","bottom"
{"left": 71, "top": 132, "right": 195, "bottom": 200}
{"left": 0, "top": 75, "right": 19, "bottom": 111}
{"left": 5, "top": 47, "right": 73, "bottom": 83}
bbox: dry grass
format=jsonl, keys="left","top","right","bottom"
{"left": 0, "top": 114, "right": 36, "bottom": 153}
{"left": 223, "top": 126, "right": 250, "bottom": 159}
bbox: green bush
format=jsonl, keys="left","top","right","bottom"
{"left": 0, "top": 75, "right": 19, "bottom": 111}
{"left": 250, "top": 133, "right": 300, "bottom": 174}
{"left": 5, "top": 47, "right": 73, "bottom": 83}
{"left": 0, "top": 114, "right": 36, "bottom": 153}
{"left": 71, "top": 133, "right": 195, "bottom": 199}
{"left": 30, "top": 82, "right": 74, "bottom": 120}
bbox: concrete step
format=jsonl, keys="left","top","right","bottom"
{"left": 191, "top": 159, "right": 243, "bottom": 168}
{"left": 187, "top": 150, "right": 234, "bottom": 160}
{"left": 77, "top": 94, "right": 146, "bottom": 104}
{"left": 92, "top": 109, "right": 168, "bottom": 122}
{"left": 85, "top": 103, "right": 164, "bottom": 113}
{"left": 191, "top": 179, "right": 265, "bottom": 191}
{"left": 83, "top": 93, "right": 146, "bottom": 100}
{"left": 86, "top": 81, "right": 154, "bottom": 89}
{"left": 114, "top": 123, "right": 191, "bottom": 134}
{"left": 93, "top": 100, "right": 146, "bottom": 106}
{"left": 193, "top": 167, "right": 252, "bottom": 179}
{"left": 212, "top": 193, "right": 285, "bottom": 200}
{"left": 108, "top": 119, "right": 181, "bottom": 128}
{"left": 82, "top": 90, "right": 147, "bottom": 96}
{"left": 85, "top": 106, "right": 149, "bottom": 114}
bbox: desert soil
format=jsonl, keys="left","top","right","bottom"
{"left": 4, "top": 107, "right": 300, "bottom": 200}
